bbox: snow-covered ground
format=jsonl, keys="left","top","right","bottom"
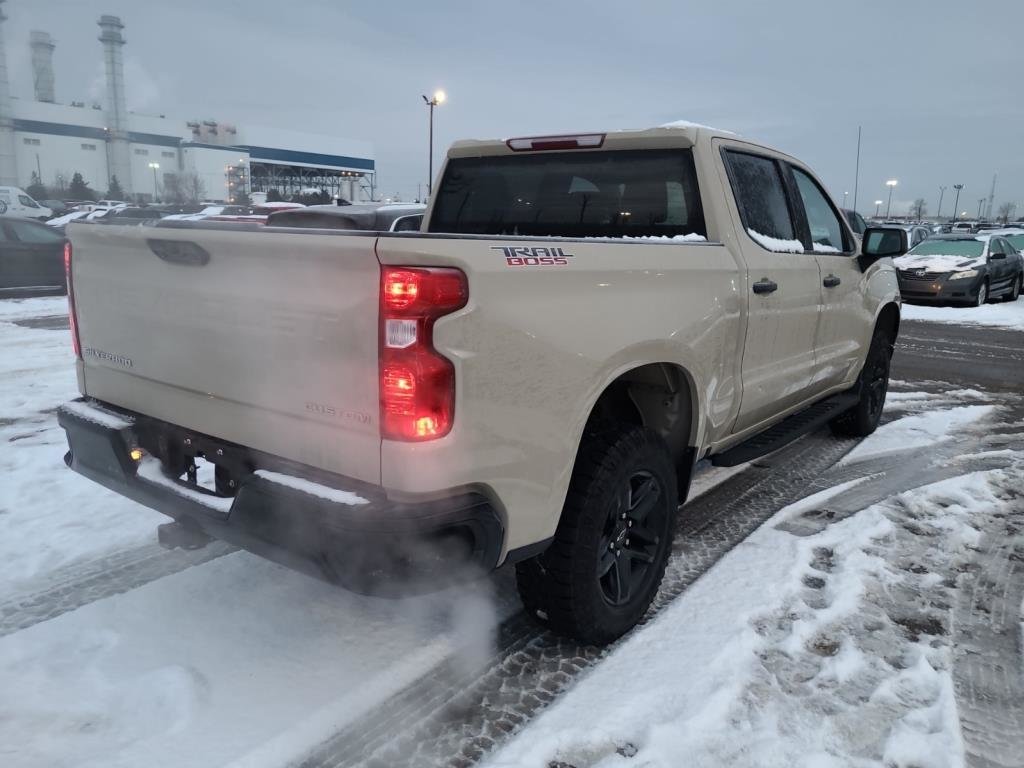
{"left": 2, "top": 297, "right": 1022, "bottom": 768}
{"left": 0, "top": 298, "right": 165, "bottom": 592}
{"left": 487, "top": 397, "right": 1022, "bottom": 768}
{"left": 901, "top": 299, "right": 1024, "bottom": 330}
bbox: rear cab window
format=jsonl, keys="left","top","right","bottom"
{"left": 428, "top": 149, "right": 707, "bottom": 239}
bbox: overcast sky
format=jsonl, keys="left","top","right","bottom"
{"left": 10, "top": 0, "right": 1024, "bottom": 215}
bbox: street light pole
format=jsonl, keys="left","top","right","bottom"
{"left": 421, "top": 89, "right": 446, "bottom": 197}
{"left": 977, "top": 198, "right": 985, "bottom": 220}
{"left": 936, "top": 186, "right": 946, "bottom": 220}
{"left": 885, "top": 179, "right": 898, "bottom": 219}
{"left": 874, "top": 200, "right": 883, "bottom": 217}
{"left": 951, "top": 184, "right": 964, "bottom": 222}
{"left": 148, "top": 162, "right": 160, "bottom": 202}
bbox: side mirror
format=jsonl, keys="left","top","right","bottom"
{"left": 990, "top": 252, "right": 1006, "bottom": 260}
{"left": 859, "top": 226, "right": 908, "bottom": 270}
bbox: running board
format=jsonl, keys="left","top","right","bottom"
{"left": 711, "top": 392, "right": 860, "bottom": 467}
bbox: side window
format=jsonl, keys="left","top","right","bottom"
{"left": 723, "top": 150, "right": 796, "bottom": 244}
{"left": 989, "top": 239, "right": 1004, "bottom": 256}
{"left": 791, "top": 167, "right": 849, "bottom": 253}
{"left": 6, "top": 220, "right": 63, "bottom": 244}
{"left": 18, "top": 195, "right": 40, "bottom": 208}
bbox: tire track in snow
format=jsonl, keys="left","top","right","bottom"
{"left": 0, "top": 540, "right": 235, "bottom": 637}
{"left": 299, "top": 431, "right": 861, "bottom": 768}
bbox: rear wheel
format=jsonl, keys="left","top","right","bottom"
{"left": 516, "top": 426, "right": 677, "bottom": 645}
{"left": 829, "top": 325, "right": 894, "bottom": 438}
{"left": 1003, "top": 273, "right": 1022, "bottom": 303}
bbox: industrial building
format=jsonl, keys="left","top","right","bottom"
{"left": 0, "top": 3, "right": 374, "bottom": 203}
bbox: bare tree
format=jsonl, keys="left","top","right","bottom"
{"left": 182, "top": 171, "right": 207, "bottom": 204}
{"left": 162, "top": 171, "right": 205, "bottom": 205}
{"left": 910, "top": 198, "right": 927, "bottom": 220}
{"left": 997, "top": 202, "right": 1017, "bottom": 224}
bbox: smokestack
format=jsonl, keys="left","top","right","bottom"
{"left": 30, "top": 30, "right": 55, "bottom": 103}
{"left": 0, "top": 1, "right": 18, "bottom": 186}
{"left": 98, "top": 14, "right": 132, "bottom": 195}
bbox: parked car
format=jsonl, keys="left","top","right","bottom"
{"left": 893, "top": 233, "right": 1023, "bottom": 306}
{"left": 884, "top": 223, "right": 931, "bottom": 248}
{"left": 951, "top": 220, "right": 976, "bottom": 233}
{"left": 40, "top": 199, "right": 71, "bottom": 217}
{"left": 45, "top": 210, "right": 91, "bottom": 234}
{"left": 266, "top": 202, "right": 426, "bottom": 232}
{"left": 0, "top": 217, "right": 66, "bottom": 297}
{"left": 58, "top": 124, "right": 902, "bottom": 644}
{"left": 842, "top": 208, "right": 867, "bottom": 236}
{"left": 0, "top": 186, "right": 52, "bottom": 220}
{"left": 97, "top": 207, "right": 165, "bottom": 222}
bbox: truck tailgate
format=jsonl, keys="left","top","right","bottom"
{"left": 68, "top": 223, "right": 382, "bottom": 484}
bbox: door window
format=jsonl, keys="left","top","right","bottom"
{"left": 722, "top": 150, "right": 797, "bottom": 247}
{"left": 791, "top": 167, "right": 849, "bottom": 253}
{"left": 988, "top": 238, "right": 1004, "bottom": 256}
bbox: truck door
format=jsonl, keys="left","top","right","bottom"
{"left": 785, "top": 163, "right": 871, "bottom": 393}
{"left": 717, "top": 144, "right": 822, "bottom": 433}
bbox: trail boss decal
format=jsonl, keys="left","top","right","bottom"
{"left": 491, "top": 246, "right": 574, "bottom": 266}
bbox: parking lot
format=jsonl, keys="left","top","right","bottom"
{"left": 1, "top": 297, "right": 1021, "bottom": 768}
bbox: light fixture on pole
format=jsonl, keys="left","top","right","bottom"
{"left": 951, "top": 184, "right": 964, "bottom": 222}
{"left": 842, "top": 190, "right": 849, "bottom": 207}
{"left": 422, "top": 89, "right": 446, "bottom": 196}
{"left": 874, "top": 199, "right": 883, "bottom": 217}
{"left": 148, "top": 162, "right": 160, "bottom": 202}
{"left": 885, "top": 179, "right": 898, "bottom": 218}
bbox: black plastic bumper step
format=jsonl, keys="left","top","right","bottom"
{"left": 711, "top": 391, "right": 860, "bottom": 467}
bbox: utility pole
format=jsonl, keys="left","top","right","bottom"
{"left": 852, "top": 126, "right": 861, "bottom": 214}
{"left": 985, "top": 173, "right": 997, "bottom": 220}
{"left": 421, "top": 89, "right": 446, "bottom": 196}
{"left": 977, "top": 198, "right": 985, "bottom": 219}
{"left": 951, "top": 184, "right": 964, "bottom": 222}
{"left": 936, "top": 186, "right": 946, "bottom": 220}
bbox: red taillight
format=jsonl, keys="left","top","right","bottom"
{"left": 64, "top": 242, "right": 82, "bottom": 359}
{"left": 379, "top": 266, "right": 467, "bottom": 441}
{"left": 506, "top": 133, "right": 605, "bottom": 152}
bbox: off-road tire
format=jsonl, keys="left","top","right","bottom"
{"left": 516, "top": 426, "right": 677, "bottom": 645}
{"left": 829, "top": 325, "right": 894, "bottom": 438}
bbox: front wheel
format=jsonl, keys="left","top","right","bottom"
{"left": 830, "top": 326, "right": 894, "bottom": 438}
{"left": 516, "top": 426, "right": 677, "bottom": 645}
{"left": 975, "top": 280, "right": 989, "bottom": 307}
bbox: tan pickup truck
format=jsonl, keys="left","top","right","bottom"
{"left": 57, "top": 125, "right": 905, "bottom": 644}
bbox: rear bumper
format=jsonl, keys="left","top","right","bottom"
{"left": 57, "top": 398, "right": 504, "bottom": 590}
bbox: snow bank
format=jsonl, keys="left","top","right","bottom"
{"left": 901, "top": 301, "right": 1024, "bottom": 331}
{"left": 747, "top": 228, "right": 804, "bottom": 253}
{"left": 486, "top": 464, "right": 1006, "bottom": 768}
{"left": 841, "top": 405, "right": 995, "bottom": 464}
